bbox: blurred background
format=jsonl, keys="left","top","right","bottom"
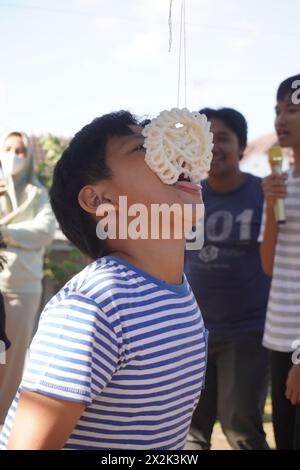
{"left": 0, "top": 0, "right": 299, "bottom": 290}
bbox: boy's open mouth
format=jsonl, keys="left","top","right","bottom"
{"left": 174, "top": 173, "right": 202, "bottom": 194}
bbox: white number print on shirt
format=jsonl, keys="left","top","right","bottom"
{"left": 206, "top": 209, "right": 254, "bottom": 242}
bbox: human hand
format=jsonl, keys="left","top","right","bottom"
{"left": 262, "top": 173, "right": 288, "bottom": 209}
{"left": 286, "top": 363, "right": 300, "bottom": 405}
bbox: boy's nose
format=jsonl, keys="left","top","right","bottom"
{"left": 276, "top": 114, "right": 287, "bottom": 127}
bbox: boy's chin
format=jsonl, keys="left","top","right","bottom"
{"left": 277, "top": 134, "right": 296, "bottom": 148}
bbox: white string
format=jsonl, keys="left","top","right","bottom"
{"left": 183, "top": 0, "right": 187, "bottom": 107}
{"left": 168, "top": 0, "right": 173, "bottom": 52}
{"left": 168, "top": 0, "right": 188, "bottom": 108}
{"left": 176, "top": 0, "right": 187, "bottom": 108}
{"left": 177, "top": 0, "right": 183, "bottom": 107}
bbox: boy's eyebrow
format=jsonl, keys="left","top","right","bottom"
{"left": 125, "top": 134, "right": 145, "bottom": 146}
{"left": 129, "top": 133, "right": 144, "bottom": 139}
{"left": 119, "top": 133, "right": 145, "bottom": 154}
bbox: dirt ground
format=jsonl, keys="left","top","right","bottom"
{"left": 187, "top": 400, "right": 275, "bottom": 450}
{"left": 210, "top": 399, "right": 275, "bottom": 450}
{"left": 210, "top": 421, "right": 275, "bottom": 450}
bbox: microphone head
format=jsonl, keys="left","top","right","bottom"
{"left": 268, "top": 145, "right": 283, "bottom": 168}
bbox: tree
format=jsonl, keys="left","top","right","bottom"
{"left": 37, "top": 134, "right": 69, "bottom": 191}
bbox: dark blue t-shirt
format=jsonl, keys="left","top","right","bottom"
{"left": 184, "top": 173, "right": 271, "bottom": 335}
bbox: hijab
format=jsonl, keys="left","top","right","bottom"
{"left": 0, "top": 130, "right": 45, "bottom": 226}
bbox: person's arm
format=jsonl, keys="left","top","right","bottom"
{"left": 259, "top": 173, "right": 287, "bottom": 276}
{"left": 0, "top": 198, "right": 57, "bottom": 251}
{"left": 286, "top": 363, "right": 300, "bottom": 405}
{"left": 6, "top": 293, "right": 119, "bottom": 449}
{"left": 7, "top": 389, "right": 85, "bottom": 450}
{"left": 260, "top": 204, "right": 278, "bottom": 276}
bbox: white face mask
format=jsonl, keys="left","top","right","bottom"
{"left": 0, "top": 152, "right": 26, "bottom": 177}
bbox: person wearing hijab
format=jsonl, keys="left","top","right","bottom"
{"left": 0, "top": 130, "right": 57, "bottom": 423}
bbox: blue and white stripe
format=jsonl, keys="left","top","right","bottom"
{"left": 0, "top": 256, "right": 207, "bottom": 450}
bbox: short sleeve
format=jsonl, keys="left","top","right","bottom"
{"left": 258, "top": 201, "right": 266, "bottom": 243}
{"left": 21, "top": 293, "right": 119, "bottom": 405}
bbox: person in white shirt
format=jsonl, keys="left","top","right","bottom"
{"left": 259, "top": 74, "right": 300, "bottom": 449}
{"left": 0, "top": 130, "right": 56, "bottom": 423}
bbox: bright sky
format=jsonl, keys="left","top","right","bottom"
{"left": 0, "top": 0, "right": 299, "bottom": 140}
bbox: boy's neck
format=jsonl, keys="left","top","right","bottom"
{"left": 208, "top": 170, "right": 246, "bottom": 193}
{"left": 108, "top": 239, "right": 186, "bottom": 285}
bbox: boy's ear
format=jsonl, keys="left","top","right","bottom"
{"left": 238, "top": 144, "right": 246, "bottom": 161}
{"left": 78, "top": 184, "right": 118, "bottom": 215}
{"left": 78, "top": 186, "right": 101, "bottom": 215}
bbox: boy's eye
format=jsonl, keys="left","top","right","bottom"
{"left": 217, "top": 137, "right": 230, "bottom": 144}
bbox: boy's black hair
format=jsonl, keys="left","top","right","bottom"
{"left": 199, "top": 107, "right": 248, "bottom": 159}
{"left": 277, "top": 74, "right": 300, "bottom": 102}
{"left": 50, "top": 111, "right": 139, "bottom": 260}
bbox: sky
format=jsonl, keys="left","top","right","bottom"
{"left": 0, "top": 0, "right": 299, "bottom": 140}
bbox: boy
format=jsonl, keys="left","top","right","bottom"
{"left": 260, "top": 74, "right": 300, "bottom": 449}
{"left": 0, "top": 111, "right": 207, "bottom": 450}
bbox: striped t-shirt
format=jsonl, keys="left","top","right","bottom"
{"left": 0, "top": 256, "right": 207, "bottom": 450}
{"left": 259, "top": 172, "right": 300, "bottom": 352}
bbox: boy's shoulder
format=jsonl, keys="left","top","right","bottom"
{"left": 41, "top": 257, "right": 136, "bottom": 320}
{"left": 62, "top": 256, "right": 135, "bottom": 297}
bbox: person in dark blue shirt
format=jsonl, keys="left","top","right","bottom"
{"left": 185, "top": 107, "right": 271, "bottom": 450}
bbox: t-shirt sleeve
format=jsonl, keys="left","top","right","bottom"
{"left": 21, "top": 293, "right": 119, "bottom": 405}
{"left": 258, "top": 201, "right": 266, "bottom": 243}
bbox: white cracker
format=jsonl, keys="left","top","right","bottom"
{"left": 142, "top": 108, "right": 213, "bottom": 184}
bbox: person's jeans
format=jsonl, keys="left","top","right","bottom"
{"left": 186, "top": 329, "right": 270, "bottom": 450}
{"left": 271, "top": 350, "right": 300, "bottom": 450}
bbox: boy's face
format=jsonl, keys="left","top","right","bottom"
{"left": 208, "top": 118, "right": 242, "bottom": 178}
{"left": 275, "top": 97, "right": 300, "bottom": 149}
{"left": 105, "top": 125, "right": 202, "bottom": 209}
{"left": 80, "top": 125, "right": 204, "bottom": 240}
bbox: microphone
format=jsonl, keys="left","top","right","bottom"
{"left": 267, "top": 146, "right": 286, "bottom": 224}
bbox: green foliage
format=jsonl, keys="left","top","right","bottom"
{"left": 43, "top": 248, "right": 84, "bottom": 288}
{"left": 37, "top": 134, "right": 69, "bottom": 191}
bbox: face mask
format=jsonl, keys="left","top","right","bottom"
{"left": 0, "top": 152, "right": 26, "bottom": 177}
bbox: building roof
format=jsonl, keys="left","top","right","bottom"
{"left": 244, "top": 132, "right": 278, "bottom": 158}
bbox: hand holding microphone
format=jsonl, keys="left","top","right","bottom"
{"left": 262, "top": 146, "right": 287, "bottom": 224}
